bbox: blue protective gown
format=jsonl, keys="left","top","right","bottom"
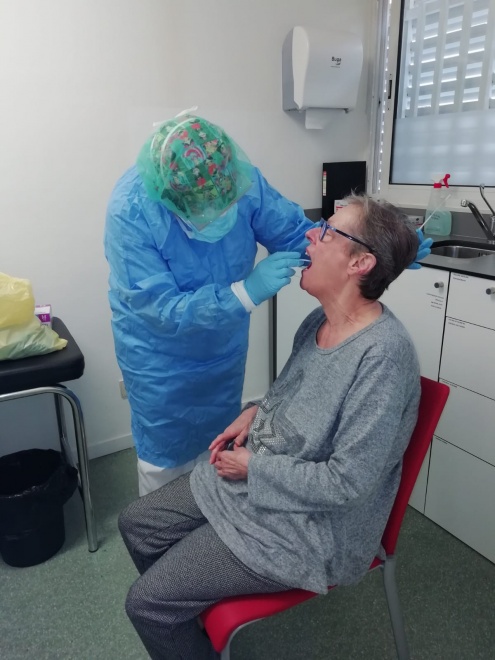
{"left": 104, "top": 165, "right": 312, "bottom": 467}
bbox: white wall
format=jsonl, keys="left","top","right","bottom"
{"left": 0, "top": 0, "right": 375, "bottom": 459}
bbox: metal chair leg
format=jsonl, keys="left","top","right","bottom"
{"left": 218, "top": 621, "right": 257, "bottom": 659}
{"left": 55, "top": 385, "right": 98, "bottom": 552}
{"left": 382, "top": 555, "right": 410, "bottom": 660}
{"left": 221, "top": 642, "right": 231, "bottom": 660}
{"left": 54, "top": 393, "right": 74, "bottom": 465}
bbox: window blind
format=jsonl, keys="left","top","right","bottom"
{"left": 390, "top": 0, "right": 495, "bottom": 185}
{"left": 398, "top": 0, "right": 495, "bottom": 117}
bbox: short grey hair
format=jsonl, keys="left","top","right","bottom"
{"left": 343, "top": 193, "right": 418, "bottom": 300}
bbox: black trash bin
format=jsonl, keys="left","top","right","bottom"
{"left": 0, "top": 449, "right": 78, "bottom": 567}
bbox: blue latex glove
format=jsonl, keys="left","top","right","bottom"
{"left": 244, "top": 251, "right": 303, "bottom": 305}
{"left": 408, "top": 228, "right": 433, "bottom": 270}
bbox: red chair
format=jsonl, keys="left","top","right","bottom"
{"left": 200, "top": 377, "right": 450, "bottom": 660}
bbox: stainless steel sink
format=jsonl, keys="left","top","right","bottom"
{"left": 430, "top": 241, "right": 495, "bottom": 259}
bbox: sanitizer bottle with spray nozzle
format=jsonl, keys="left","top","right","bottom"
{"left": 424, "top": 173, "right": 452, "bottom": 236}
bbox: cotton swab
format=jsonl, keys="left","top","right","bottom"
{"left": 418, "top": 213, "right": 434, "bottom": 231}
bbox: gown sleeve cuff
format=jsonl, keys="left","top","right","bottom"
{"left": 231, "top": 281, "right": 257, "bottom": 312}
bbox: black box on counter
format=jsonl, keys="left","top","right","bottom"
{"left": 322, "top": 161, "right": 366, "bottom": 220}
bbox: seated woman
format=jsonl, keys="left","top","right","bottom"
{"left": 118, "top": 194, "right": 421, "bottom": 660}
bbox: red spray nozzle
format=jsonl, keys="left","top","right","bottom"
{"left": 433, "top": 174, "right": 451, "bottom": 189}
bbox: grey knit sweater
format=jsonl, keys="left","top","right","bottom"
{"left": 190, "top": 304, "right": 420, "bottom": 594}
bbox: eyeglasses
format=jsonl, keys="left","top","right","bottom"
{"left": 319, "top": 219, "right": 375, "bottom": 254}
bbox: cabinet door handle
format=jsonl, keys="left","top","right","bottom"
{"left": 434, "top": 282, "right": 444, "bottom": 289}
{"left": 486, "top": 287, "right": 495, "bottom": 295}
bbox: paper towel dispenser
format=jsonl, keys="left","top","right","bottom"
{"left": 282, "top": 26, "right": 363, "bottom": 129}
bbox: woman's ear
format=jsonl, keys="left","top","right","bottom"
{"left": 348, "top": 251, "right": 376, "bottom": 277}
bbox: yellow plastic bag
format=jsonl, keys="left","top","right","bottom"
{"left": 0, "top": 272, "right": 67, "bottom": 361}
{"left": 0, "top": 272, "right": 35, "bottom": 328}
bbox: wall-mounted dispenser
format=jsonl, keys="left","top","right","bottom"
{"left": 282, "top": 26, "right": 363, "bottom": 129}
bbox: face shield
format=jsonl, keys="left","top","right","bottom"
{"left": 136, "top": 114, "right": 253, "bottom": 227}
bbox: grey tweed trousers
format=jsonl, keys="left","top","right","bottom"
{"left": 118, "top": 472, "right": 290, "bottom": 660}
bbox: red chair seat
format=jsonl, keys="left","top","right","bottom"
{"left": 201, "top": 557, "right": 385, "bottom": 652}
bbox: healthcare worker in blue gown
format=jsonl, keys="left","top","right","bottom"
{"left": 105, "top": 111, "right": 432, "bottom": 496}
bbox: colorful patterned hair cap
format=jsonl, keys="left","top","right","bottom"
{"left": 136, "top": 114, "right": 253, "bottom": 224}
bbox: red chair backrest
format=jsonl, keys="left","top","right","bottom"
{"left": 380, "top": 376, "right": 449, "bottom": 556}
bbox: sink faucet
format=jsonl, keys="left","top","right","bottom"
{"left": 461, "top": 184, "right": 495, "bottom": 243}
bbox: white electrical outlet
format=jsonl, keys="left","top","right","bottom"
{"left": 119, "top": 379, "right": 128, "bottom": 399}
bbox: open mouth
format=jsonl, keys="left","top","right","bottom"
{"left": 301, "top": 255, "right": 312, "bottom": 269}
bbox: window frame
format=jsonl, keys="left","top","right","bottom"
{"left": 371, "top": 0, "right": 495, "bottom": 214}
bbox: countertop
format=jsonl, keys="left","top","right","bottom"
{"left": 422, "top": 232, "right": 495, "bottom": 281}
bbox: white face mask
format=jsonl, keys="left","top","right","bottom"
{"left": 177, "top": 205, "right": 239, "bottom": 243}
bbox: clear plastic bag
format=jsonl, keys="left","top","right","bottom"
{"left": 0, "top": 272, "right": 67, "bottom": 361}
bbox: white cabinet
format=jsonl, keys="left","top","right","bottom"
{"left": 380, "top": 267, "right": 449, "bottom": 381}
{"left": 425, "top": 437, "right": 495, "bottom": 564}
{"left": 441, "top": 272, "right": 495, "bottom": 399}
{"left": 441, "top": 319, "right": 495, "bottom": 400}
{"left": 435, "top": 381, "right": 495, "bottom": 467}
{"left": 382, "top": 268, "right": 495, "bottom": 560}
{"left": 424, "top": 272, "right": 495, "bottom": 563}
{"left": 446, "top": 272, "right": 495, "bottom": 331}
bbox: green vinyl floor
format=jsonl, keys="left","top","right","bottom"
{"left": 1, "top": 447, "right": 494, "bottom": 660}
